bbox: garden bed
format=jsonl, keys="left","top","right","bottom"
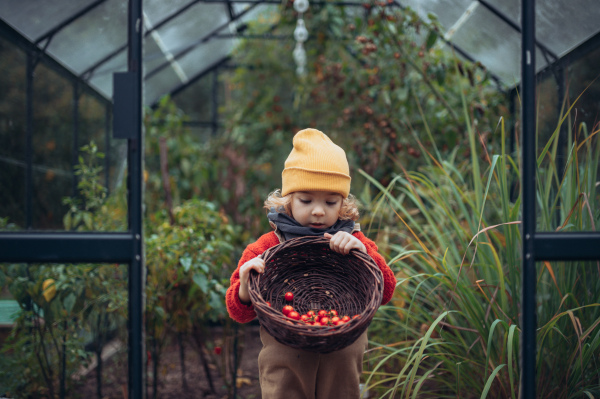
{"left": 77, "top": 325, "right": 263, "bottom": 399}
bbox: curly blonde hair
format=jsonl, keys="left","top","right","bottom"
{"left": 264, "top": 189, "right": 360, "bottom": 221}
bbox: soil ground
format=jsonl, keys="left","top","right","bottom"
{"left": 77, "top": 324, "right": 263, "bottom": 399}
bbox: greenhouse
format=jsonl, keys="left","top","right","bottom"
{"left": 0, "top": 0, "right": 599, "bottom": 397}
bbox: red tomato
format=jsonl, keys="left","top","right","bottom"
{"left": 214, "top": 346, "right": 222, "bottom": 355}
{"left": 331, "top": 316, "right": 340, "bottom": 324}
{"left": 318, "top": 310, "right": 328, "bottom": 317}
{"left": 300, "top": 314, "right": 310, "bottom": 322}
{"left": 282, "top": 305, "right": 294, "bottom": 316}
{"left": 307, "top": 310, "right": 316, "bottom": 317}
{"left": 341, "top": 315, "right": 351, "bottom": 322}
{"left": 330, "top": 309, "right": 338, "bottom": 316}
{"left": 288, "top": 311, "right": 300, "bottom": 320}
{"left": 284, "top": 292, "right": 294, "bottom": 301}
{"left": 321, "top": 316, "right": 330, "bottom": 325}
{"left": 353, "top": 315, "right": 360, "bottom": 319}
{"left": 334, "top": 320, "right": 344, "bottom": 326}
{"left": 266, "top": 301, "right": 271, "bottom": 307}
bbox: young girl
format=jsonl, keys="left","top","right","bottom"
{"left": 225, "top": 128, "right": 397, "bottom": 399}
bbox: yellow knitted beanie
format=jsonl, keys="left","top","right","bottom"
{"left": 281, "top": 128, "right": 351, "bottom": 198}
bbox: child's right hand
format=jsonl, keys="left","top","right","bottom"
{"left": 238, "top": 257, "right": 265, "bottom": 304}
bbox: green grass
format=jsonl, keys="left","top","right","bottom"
{"left": 361, "top": 97, "right": 600, "bottom": 398}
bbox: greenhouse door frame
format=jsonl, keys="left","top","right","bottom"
{"left": 521, "top": 1, "right": 600, "bottom": 398}
{"left": 0, "top": 1, "right": 145, "bottom": 398}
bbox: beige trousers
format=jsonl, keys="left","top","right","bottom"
{"left": 258, "top": 326, "right": 368, "bottom": 399}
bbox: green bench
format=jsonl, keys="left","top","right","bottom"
{"left": 0, "top": 299, "right": 20, "bottom": 328}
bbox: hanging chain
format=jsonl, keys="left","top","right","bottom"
{"left": 293, "top": 0, "right": 309, "bottom": 75}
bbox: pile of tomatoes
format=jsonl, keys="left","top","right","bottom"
{"left": 268, "top": 291, "right": 359, "bottom": 326}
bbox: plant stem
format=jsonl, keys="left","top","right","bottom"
{"left": 178, "top": 332, "right": 188, "bottom": 391}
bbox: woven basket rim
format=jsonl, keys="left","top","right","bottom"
{"left": 248, "top": 235, "right": 383, "bottom": 351}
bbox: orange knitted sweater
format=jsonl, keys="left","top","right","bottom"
{"left": 225, "top": 231, "right": 396, "bottom": 323}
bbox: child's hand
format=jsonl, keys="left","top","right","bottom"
{"left": 324, "top": 232, "right": 366, "bottom": 255}
{"left": 238, "top": 257, "right": 265, "bottom": 304}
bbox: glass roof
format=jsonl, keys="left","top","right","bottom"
{"left": 1, "top": 0, "right": 598, "bottom": 105}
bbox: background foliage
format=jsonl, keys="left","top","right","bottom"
{"left": 193, "top": 1, "right": 505, "bottom": 237}
{"left": 1, "top": 0, "right": 599, "bottom": 398}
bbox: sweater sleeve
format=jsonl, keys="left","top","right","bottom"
{"left": 225, "top": 232, "right": 280, "bottom": 323}
{"left": 353, "top": 231, "right": 396, "bottom": 306}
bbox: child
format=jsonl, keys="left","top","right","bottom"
{"left": 225, "top": 128, "right": 396, "bottom": 399}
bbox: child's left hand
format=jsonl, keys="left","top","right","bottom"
{"left": 324, "top": 232, "right": 367, "bottom": 255}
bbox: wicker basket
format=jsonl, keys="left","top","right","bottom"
{"left": 248, "top": 235, "right": 383, "bottom": 353}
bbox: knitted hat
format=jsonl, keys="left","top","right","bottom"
{"left": 281, "top": 128, "right": 351, "bottom": 197}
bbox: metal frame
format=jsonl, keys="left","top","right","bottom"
{"left": 520, "top": 2, "right": 537, "bottom": 396}
{"left": 125, "top": 1, "right": 144, "bottom": 397}
{"left": 0, "top": 2, "right": 145, "bottom": 399}
{"left": 520, "top": 2, "right": 600, "bottom": 397}
{"left": 144, "top": 2, "right": 261, "bottom": 81}
{"left": 0, "top": 19, "right": 113, "bottom": 230}
{"left": 0, "top": 19, "right": 110, "bottom": 107}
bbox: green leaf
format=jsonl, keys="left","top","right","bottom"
{"left": 396, "top": 87, "right": 409, "bottom": 101}
{"left": 485, "top": 319, "right": 506, "bottom": 378}
{"left": 209, "top": 291, "right": 222, "bottom": 310}
{"left": 507, "top": 324, "right": 518, "bottom": 399}
{"left": 83, "top": 212, "right": 93, "bottom": 230}
{"left": 480, "top": 364, "right": 506, "bottom": 399}
{"left": 73, "top": 213, "right": 82, "bottom": 227}
{"left": 382, "top": 90, "right": 391, "bottom": 106}
{"left": 180, "top": 257, "right": 192, "bottom": 272}
{"left": 193, "top": 273, "right": 209, "bottom": 293}
{"left": 425, "top": 30, "right": 438, "bottom": 50}
{"left": 63, "top": 212, "right": 72, "bottom": 230}
{"left": 63, "top": 293, "right": 76, "bottom": 314}
{"left": 404, "top": 311, "right": 449, "bottom": 397}
{"left": 199, "top": 262, "right": 210, "bottom": 273}
{"left": 388, "top": 22, "right": 397, "bottom": 35}
{"left": 181, "top": 158, "right": 192, "bottom": 176}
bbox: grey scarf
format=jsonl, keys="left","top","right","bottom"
{"left": 267, "top": 209, "right": 355, "bottom": 241}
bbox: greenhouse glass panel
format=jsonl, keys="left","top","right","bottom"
{"left": 449, "top": 4, "right": 548, "bottom": 85}
{"left": 31, "top": 64, "right": 75, "bottom": 230}
{"left": 45, "top": 0, "right": 128, "bottom": 75}
{"left": 171, "top": 72, "right": 216, "bottom": 122}
{"left": 143, "top": 0, "right": 196, "bottom": 26}
{"left": 485, "top": 0, "right": 520, "bottom": 22}
{"left": 145, "top": 67, "right": 184, "bottom": 106}
{"left": 152, "top": 2, "right": 229, "bottom": 55}
{"left": 88, "top": 50, "right": 128, "bottom": 99}
{"left": 535, "top": 0, "right": 600, "bottom": 57}
{"left": 144, "top": 36, "right": 170, "bottom": 78}
{"left": 537, "top": 47, "right": 600, "bottom": 233}
{"left": 0, "top": 0, "right": 99, "bottom": 42}
{"left": 79, "top": 93, "right": 108, "bottom": 155}
{"left": 0, "top": 164, "right": 25, "bottom": 230}
{"left": 0, "top": 36, "right": 26, "bottom": 230}
{"left": 0, "top": 36, "right": 26, "bottom": 161}
{"left": 488, "top": 0, "right": 600, "bottom": 57}
{"left": 177, "top": 39, "right": 234, "bottom": 80}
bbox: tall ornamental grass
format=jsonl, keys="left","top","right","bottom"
{"left": 361, "top": 96, "right": 600, "bottom": 398}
